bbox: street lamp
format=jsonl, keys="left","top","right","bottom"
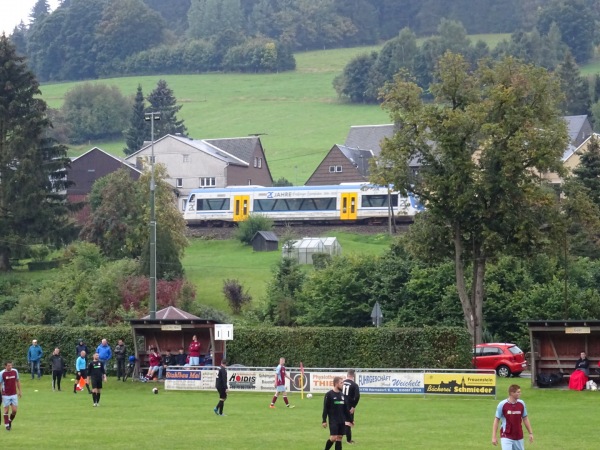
{"left": 144, "top": 112, "right": 160, "bottom": 319}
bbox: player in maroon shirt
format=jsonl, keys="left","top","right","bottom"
{"left": 188, "top": 335, "right": 201, "bottom": 366}
{"left": 492, "top": 384, "right": 534, "bottom": 448}
{"left": 1, "top": 361, "right": 22, "bottom": 431}
{"left": 269, "top": 357, "right": 294, "bottom": 409}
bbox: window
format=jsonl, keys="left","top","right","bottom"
{"left": 176, "top": 178, "right": 183, "bottom": 187}
{"left": 196, "top": 198, "right": 230, "bottom": 210}
{"left": 329, "top": 165, "right": 343, "bottom": 173}
{"left": 149, "top": 156, "right": 156, "bottom": 164}
{"left": 183, "top": 154, "right": 190, "bottom": 163}
{"left": 329, "top": 166, "right": 335, "bottom": 173}
{"left": 199, "top": 177, "right": 216, "bottom": 187}
{"left": 181, "top": 199, "right": 187, "bottom": 211}
{"left": 336, "top": 166, "right": 343, "bottom": 172}
{"left": 254, "top": 157, "right": 258, "bottom": 168}
{"left": 254, "top": 197, "right": 336, "bottom": 212}
{"left": 258, "top": 158, "right": 262, "bottom": 168}
{"left": 361, "top": 194, "right": 398, "bottom": 208}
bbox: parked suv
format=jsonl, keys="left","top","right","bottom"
{"left": 472, "top": 343, "right": 527, "bottom": 377}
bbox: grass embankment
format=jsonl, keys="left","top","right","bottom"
{"left": 184, "top": 231, "right": 392, "bottom": 311}
{"left": 3, "top": 376, "right": 596, "bottom": 449}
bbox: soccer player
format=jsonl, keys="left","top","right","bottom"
{"left": 74, "top": 350, "right": 91, "bottom": 394}
{"left": 214, "top": 359, "right": 228, "bottom": 416}
{"left": 0, "top": 361, "right": 22, "bottom": 431}
{"left": 492, "top": 384, "right": 534, "bottom": 449}
{"left": 269, "top": 357, "right": 294, "bottom": 408}
{"left": 87, "top": 352, "right": 107, "bottom": 407}
{"left": 342, "top": 369, "right": 360, "bottom": 444}
{"left": 322, "top": 376, "right": 352, "bottom": 450}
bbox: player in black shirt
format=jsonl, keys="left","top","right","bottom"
{"left": 87, "top": 352, "right": 106, "bottom": 407}
{"left": 322, "top": 376, "right": 352, "bottom": 450}
{"left": 343, "top": 369, "right": 360, "bottom": 444}
{"left": 214, "top": 359, "right": 228, "bottom": 416}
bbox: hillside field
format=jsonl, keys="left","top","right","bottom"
{"left": 37, "top": 36, "right": 513, "bottom": 184}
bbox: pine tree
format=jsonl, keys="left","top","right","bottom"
{"left": 573, "top": 136, "right": 600, "bottom": 206}
{"left": 0, "top": 36, "right": 76, "bottom": 271}
{"left": 124, "top": 84, "right": 148, "bottom": 155}
{"left": 146, "top": 79, "right": 187, "bottom": 139}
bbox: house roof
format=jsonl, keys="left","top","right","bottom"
{"left": 564, "top": 115, "right": 589, "bottom": 144}
{"left": 337, "top": 146, "right": 374, "bottom": 177}
{"left": 252, "top": 231, "right": 278, "bottom": 242}
{"left": 205, "top": 136, "right": 260, "bottom": 165}
{"left": 140, "top": 306, "right": 201, "bottom": 320}
{"left": 71, "top": 147, "right": 141, "bottom": 173}
{"left": 344, "top": 124, "right": 396, "bottom": 155}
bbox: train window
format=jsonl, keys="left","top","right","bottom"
{"left": 361, "top": 194, "right": 398, "bottom": 208}
{"left": 254, "top": 197, "right": 336, "bottom": 211}
{"left": 196, "top": 198, "right": 231, "bottom": 211}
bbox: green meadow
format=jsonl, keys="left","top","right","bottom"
{"left": 37, "top": 36, "right": 515, "bottom": 184}
{"left": 2, "top": 375, "right": 596, "bottom": 449}
{"left": 183, "top": 231, "right": 392, "bottom": 310}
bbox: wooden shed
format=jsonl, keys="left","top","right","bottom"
{"left": 129, "top": 306, "right": 224, "bottom": 373}
{"left": 251, "top": 230, "right": 279, "bottom": 252}
{"left": 526, "top": 320, "right": 600, "bottom": 387}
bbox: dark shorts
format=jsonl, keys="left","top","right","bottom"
{"left": 329, "top": 421, "right": 345, "bottom": 436}
{"left": 91, "top": 378, "right": 103, "bottom": 389}
{"left": 77, "top": 369, "right": 87, "bottom": 380}
{"left": 218, "top": 389, "right": 227, "bottom": 400}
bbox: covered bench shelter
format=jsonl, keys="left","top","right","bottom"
{"left": 526, "top": 320, "right": 600, "bottom": 387}
{"left": 129, "top": 306, "right": 224, "bottom": 373}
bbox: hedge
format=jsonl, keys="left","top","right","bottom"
{"left": 0, "top": 325, "right": 132, "bottom": 374}
{"left": 227, "top": 326, "right": 472, "bottom": 369}
{"left": 0, "top": 325, "right": 472, "bottom": 372}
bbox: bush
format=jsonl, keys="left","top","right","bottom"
{"left": 235, "top": 214, "right": 274, "bottom": 245}
{"left": 222, "top": 279, "right": 252, "bottom": 314}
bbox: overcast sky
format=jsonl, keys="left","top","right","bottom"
{"left": 1, "top": 0, "right": 60, "bottom": 35}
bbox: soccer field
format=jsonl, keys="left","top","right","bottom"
{"left": 1, "top": 376, "right": 596, "bottom": 449}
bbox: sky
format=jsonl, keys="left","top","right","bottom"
{"left": 0, "top": 0, "right": 60, "bottom": 35}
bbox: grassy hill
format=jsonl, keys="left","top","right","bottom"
{"left": 38, "top": 36, "right": 515, "bottom": 184}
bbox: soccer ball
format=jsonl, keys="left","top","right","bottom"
{"left": 152, "top": 387, "right": 158, "bottom": 394}
{"left": 306, "top": 393, "right": 313, "bottom": 399}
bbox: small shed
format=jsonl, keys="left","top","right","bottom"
{"left": 321, "top": 237, "right": 342, "bottom": 256}
{"left": 129, "top": 306, "right": 224, "bottom": 371}
{"left": 252, "top": 230, "right": 279, "bottom": 252}
{"left": 526, "top": 320, "right": 600, "bottom": 387}
{"left": 282, "top": 237, "right": 325, "bottom": 264}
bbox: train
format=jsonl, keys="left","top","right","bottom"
{"left": 183, "top": 184, "right": 422, "bottom": 225}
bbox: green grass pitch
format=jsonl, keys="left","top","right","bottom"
{"left": 2, "top": 376, "right": 598, "bottom": 449}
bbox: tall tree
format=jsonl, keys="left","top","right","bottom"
{"left": 555, "top": 52, "right": 591, "bottom": 116}
{"left": 374, "top": 53, "right": 569, "bottom": 342}
{"left": 0, "top": 36, "right": 75, "bottom": 271}
{"left": 124, "top": 85, "right": 148, "bottom": 155}
{"left": 30, "top": 0, "right": 51, "bottom": 23}
{"left": 146, "top": 79, "right": 187, "bottom": 138}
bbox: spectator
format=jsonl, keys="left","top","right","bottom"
{"left": 160, "top": 350, "right": 175, "bottom": 379}
{"left": 188, "top": 335, "right": 201, "bottom": 366}
{"left": 96, "top": 339, "right": 112, "bottom": 374}
{"left": 145, "top": 347, "right": 161, "bottom": 382}
{"left": 174, "top": 348, "right": 187, "bottom": 366}
{"left": 27, "top": 339, "right": 43, "bottom": 380}
{"left": 575, "top": 351, "right": 590, "bottom": 377}
{"left": 49, "top": 348, "right": 66, "bottom": 391}
{"left": 114, "top": 339, "right": 126, "bottom": 381}
{"left": 75, "top": 339, "right": 89, "bottom": 359}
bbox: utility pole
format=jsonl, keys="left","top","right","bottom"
{"left": 145, "top": 112, "right": 160, "bottom": 319}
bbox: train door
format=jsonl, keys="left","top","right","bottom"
{"left": 233, "top": 195, "right": 250, "bottom": 222}
{"left": 340, "top": 192, "right": 358, "bottom": 220}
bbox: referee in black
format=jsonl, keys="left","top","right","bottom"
{"left": 322, "top": 376, "right": 352, "bottom": 450}
{"left": 343, "top": 369, "right": 360, "bottom": 444}
{"left": 87, "top": 352, "right": 106, "bottom": 407}
{"left": 214, "top": 359, "right": 228, "bottom": 416}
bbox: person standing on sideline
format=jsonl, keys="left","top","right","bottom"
{"left": 96, "top": 339, "right": 112, "bottom": 375}
{"left": 214, "top": 359, "right": 228, "bottom": 416}
{"left": 49, "top": 348, "right": 66, "bottom": 391}
{"left": 75, "top": 339, "right": 89, "bottom": 360}
{"left": 492, "top": 384, "right": 534, "bottom": 448}
{"left": 188, "top": 335, "right": 201, "bottom": 366}
{"left": 87, "top": 353, "right": 107, "bottom": 407}
{"left": 74, "top": 350, "right": 91, "bottom": 394}
{"left": 342, "top": 369, "right": 360, "bottom": 444}
{"left": 114, "top": 339, "right": 126, "bottom": 381}
{"left": 0, "top": 361, "right": 22, "bottom": 431}
{"left": 269, "top": 357, "right": 294, "bottom": 409}
{"left": 322, "top": 376, "right": 352, "bottom": 450}
{"left": 27, "top": 339, "right": 43, "bottom": 379}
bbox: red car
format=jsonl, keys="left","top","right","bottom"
{"left": 472, "top": 343, "right": 527, "bottom": 377}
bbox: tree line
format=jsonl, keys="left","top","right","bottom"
{"left": 11, "top": 0, "right": 599, "bottom": 82}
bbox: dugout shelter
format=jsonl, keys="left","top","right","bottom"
{"left": 526, "top": 320, "right": 600, "bottom": 387}
{"left": 129, "top": 306, "right": 223, "bottom": 373}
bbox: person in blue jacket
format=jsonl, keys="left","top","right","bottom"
{"left": 27, "top": 339, "right": 43, "bottom": 379}
{"left": 96, "top": 339, "right": 112, "bottom": 375}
